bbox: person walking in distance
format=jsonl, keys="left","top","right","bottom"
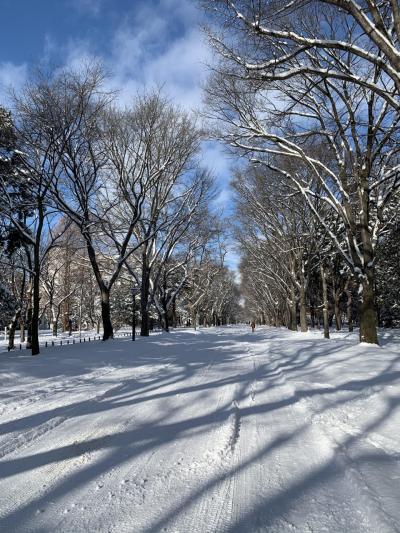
{"left": 251, "top": 320, "right": 255, "bottom": 333}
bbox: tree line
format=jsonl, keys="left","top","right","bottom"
{"left": 204, "top": 0, "right": 400, "bottom": 344}
{"left": 2, "top": 0, "right": 399, "bottom": 349}
{"left": 0, "top": 67, "right": 242, "bottom": 355}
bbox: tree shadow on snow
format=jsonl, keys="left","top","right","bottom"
{"left": 0, "top": 326, "right": 399, "bottom": 531}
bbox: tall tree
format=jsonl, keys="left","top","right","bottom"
{"left": 0, "top": 103, "right": 67, "bottom": 354}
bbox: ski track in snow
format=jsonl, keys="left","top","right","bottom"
{"left": 0, "top": 326, "right": 399, "bottom": 532}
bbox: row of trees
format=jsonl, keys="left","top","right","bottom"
{"left": 205, "top": 0, "right": 400, "bottom": 344}
{"left": 3, "top": 0, "right": 399, "bottom": 348}
{"left": 0, "top": 66, "right": 242, "bottom": 355}
{"left": 235, "top": 164, "right": 399, "bottom": 337}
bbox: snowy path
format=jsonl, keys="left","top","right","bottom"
{"left": 0, "top": 326, "right": 399, "bottom": 532}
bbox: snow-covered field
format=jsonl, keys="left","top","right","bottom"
{"left": 0, "top": 326, "right": 399, "bottom": 532}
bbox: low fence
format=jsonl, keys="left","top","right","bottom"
{"left": 1, "top": 331, "right": 136, "bottom": 353}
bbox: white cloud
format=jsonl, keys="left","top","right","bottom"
{"left": 63, "top": 39, "right": 100, "bottom": 72}
{"left": 68, "top": 0, "right": 102, "bottom": 16}
{"left": 0, "top": 62, "right": 28, "bottom": 107}
{"left": 105, "top": 1, "right": 210, "bottom": 111}
{"left": 212, "top": 187, "right": 233, "bottom": 211}
{"left": 202, "top": 141, "right": 235, "bottom": 213}
{"left": 225, "top": 249, "right": 241, "bottom": 274}
{"left": 201, "top": 142, "right": 233, "bottom": 178}
{"left": 53, "top": 0, "right": 209, "bottom": 113}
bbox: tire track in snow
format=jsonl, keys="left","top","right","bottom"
{"left": 0, "top": 366, "right": 118, "bottom": 419}
{"left": 0, "top": 416, "right": 67, "bottom": 459}
{"left": 113, "top": 346, "right": 243, "bottom": 533}
{"left": 169, "top": 348, "right": 254, "bottom": 533}
{"left": 0, "top": 366, "right": 140, "bottom": 462}
{"left": 266, "top": 342, "right": 400, "bottom": 533}
{"left": 319, "top": 426, "right": 400, "bottom": 533}
{"left": 50, "top": 344, "right": 230, "bottom": 533}
{"left": 227, "top": 400, "right": 241, "bottom": 454}
{"left": 306, "top": 403, "right": 400, "bottom": 531}
{"left": 0, "top": 394, "right": 142, "bottom": 529}
{"left": 174, "top": 418, "right": 239, "bottom": 531}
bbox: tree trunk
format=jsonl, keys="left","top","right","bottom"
{"left": 316, "top": 308, "right": 321, "bottom": 329}
{"left": 359, "top": 272, "right": 378, "bottom": 344}
{"left": 299, "top": 283, "right": 308, "bottom": 332}
{"left": 347, "top": 298, "right": 354, "bottom": 332}
{"left": 192, "top": 310, "right": 197, "bottom": 330}
{"left": 164, "top": 311, "right": 169, "bottom": 332}
{"left": 31, "top": 270, "right": 41, "bottom": 356}
{"left": 20, "top": 321, "right": 25, "bottom": 343}
{"left": 85, "top": 239, "right": 114, "bottom": 341}
{"left": 52, "top": 320, "right": 58, "bottom": 337}
{"left": 140, "top": 252, "right": 150, "bottom": 337}
{"left": 288, "top": 288, "right": 297, "bottom": 331}
{"left": 159, "top": 308, "right": 169, "bottom": 332}
{"left": 101, "top": 287, "right": 113, "bottom": 340}
{"left": 333, "top": 286, "right": 342, "bottom": 331}
{"left": 8, "top": 309, "right": 21, "bottom": 350}
{"left": 140, "top": 288, "right": 150, "bottom": 336}
{"left": 346, "top": 282, "right": 353, "bottom": 332}
{"left": 347, "top": 290, "right": 354, "bottom": 332}
{"left": 310, "top": 303, "right": 316, "bottom": 329}
{"left": 26, "top": 281, "right": 33, "bottom": 349}
{"left": 334, "top": 297, "right": 342, "bottom": 331}
{"left": 320, "top": 264, "right": 330, "bottom": 339}
{"left": 172, "top": 298, "right": 177, "bottom": 328}
{"left": 357, "top": 172, "right": 378, "bottom": 344}
{"left": 62, "top": 313, "right": 69, "bottom": 332}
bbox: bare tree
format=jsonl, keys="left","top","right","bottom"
{"left": 150, "top": 202, "right": 217, "bottom": 331}
{"left": 125, "top": 100, "right": 204, "bottom": 336}
{"left": 1, "top": 96, "right": 71, "bottom": 354}
{"left": 204, "top": 3, "right": 400, "bottom": 343}
{"left": 205, "top": 1, "right": 400, "bottom": 109}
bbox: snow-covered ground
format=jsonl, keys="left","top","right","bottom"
{"left": 0, "top": 326, "right": 399, "bottom": 532}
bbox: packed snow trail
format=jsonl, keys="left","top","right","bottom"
{"left": 0, "top": 326, "right": 399, "bottom": 532}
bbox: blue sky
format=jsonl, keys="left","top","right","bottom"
{"left": 0, "top": 0, "right": 238, "bottom": 269}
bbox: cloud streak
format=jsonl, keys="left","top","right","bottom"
{"left": 74, "top": 0, "right": 211, "bottom": 111}
{"left": 0, "top": 62, "right": 28, "bottom": 106}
